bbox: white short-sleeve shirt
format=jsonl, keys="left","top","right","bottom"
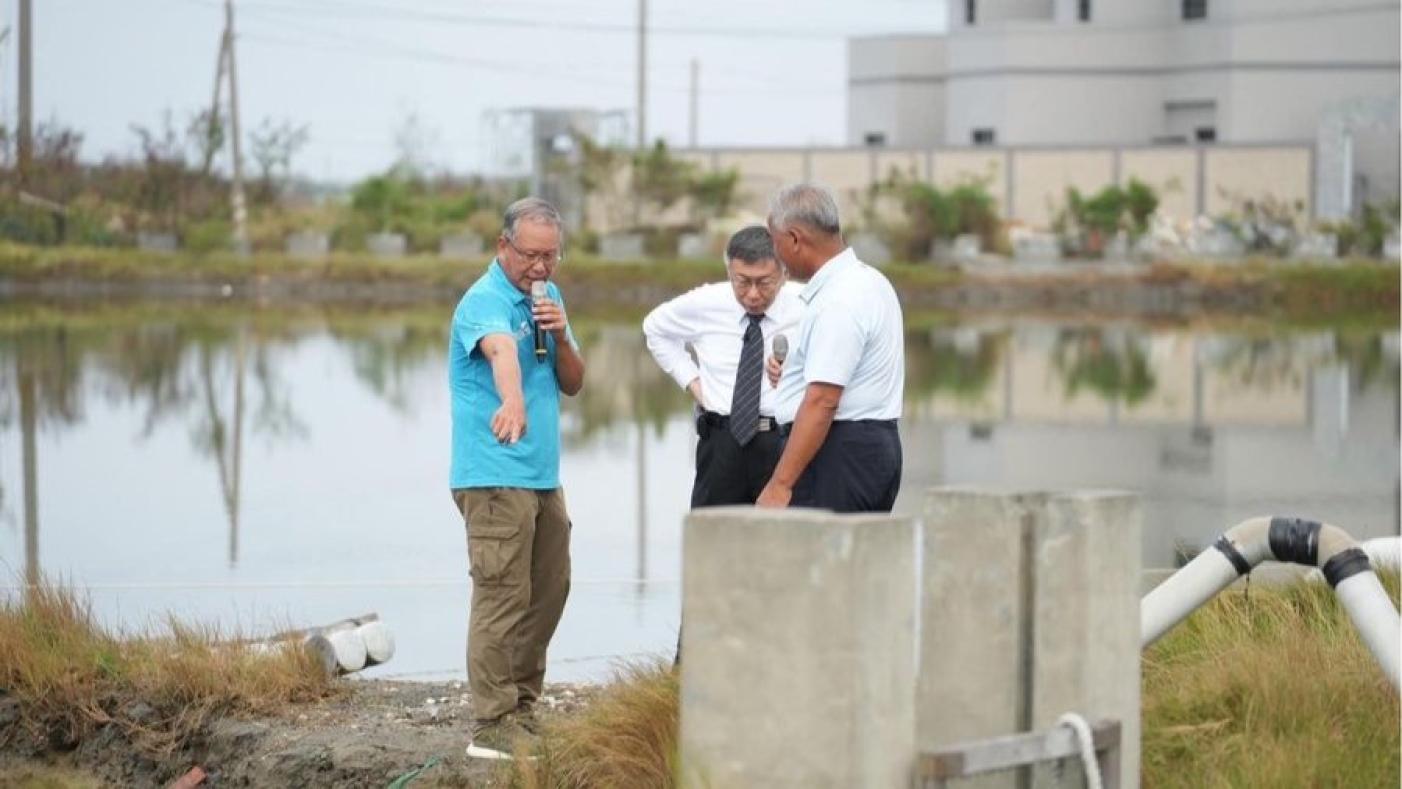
{"left": 773, "top": 248, "right": 904, "bottom": 423}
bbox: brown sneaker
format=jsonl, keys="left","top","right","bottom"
{"left": 513, "top": 702, "right": 541, "bottom": 735}
{"left": 466, "top": 717, "right": 537, "bottom": 761}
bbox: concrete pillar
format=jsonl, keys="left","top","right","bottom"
{"left": 680, "top": 507, "right": 916, "bottom": 788}
{"left": 918, "top": 488, "right": 1028, "bottom": 750}
{"left": 1030, "top": 492, "right": 1141, "bottom": 789}
{"left": 919, "top": 488, "right": 1141, "bottom": 789}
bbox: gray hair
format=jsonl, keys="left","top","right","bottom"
{"left": 501, "top": 197, "right": 563, "bottom": 241}
{"left": 768, "top": 183, "right": 841, "bottom": 236}
{"left": 725, "top": 225, "right": 776, "bottom": 266}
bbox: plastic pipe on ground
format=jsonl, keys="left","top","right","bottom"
{"left": 1142, "top": 516, "right": 1400, "bottom": 690}
{"left": 327, "top": 627, "right": 368, "bottom": 673}
{"left": 357, "top": 620, "right": 395, "bottom": 666}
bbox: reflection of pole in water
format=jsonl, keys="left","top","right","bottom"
{"left": 18, "top": 354, "right": 38, "bottom": 590}
{"left": 635, "top": 420, "right": 648, "bottom": 608}
{"left": 201, "top": 331, "right": 246, "bottom": 568}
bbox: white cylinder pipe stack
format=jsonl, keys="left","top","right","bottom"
{"left": 1142, "top": 516, "right": 1401, "bottom": 690}
{"left": 327, "top": 627, "right": 368, "bottom": 673}
{"left": 357, "top": 620, "right": 396, "bottom": 666}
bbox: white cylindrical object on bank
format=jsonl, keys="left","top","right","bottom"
{"left": 358, "top": 621, "right": 395, "bottom": 666}
{"left": 327, "top": 628, "right": 367, "bottom": 673}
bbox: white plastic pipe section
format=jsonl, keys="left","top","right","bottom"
{"left": 253, "top": 621, "right": 396, "bottom": 676}
{"left": 1142, "top": 516, "right": 1401, "bottom": 690}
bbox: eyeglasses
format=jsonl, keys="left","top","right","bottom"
{"left": 729, "top": 274, "right": 780, "bottom": 293}
{"left": 506, "top": 237, "right": 563, "bottom": 266}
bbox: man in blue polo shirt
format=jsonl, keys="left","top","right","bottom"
{"left": 449, "top": 197, "right": 585, "bottom": 760}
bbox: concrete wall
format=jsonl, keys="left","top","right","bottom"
{"left": 668, "top": 142, "right": 1313, "bottom": 230}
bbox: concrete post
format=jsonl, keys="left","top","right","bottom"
{"left": 918, "top": 488, "right": 1027, "bottom": 751}
{"left": 680, "top": 507, "right": 916, "bottom": 788}
{"left": 919, "top": 488, "right": 1141, "bottom": 789}
{"left": 1031, "top": 492, "right": 1141, "bottom": 789}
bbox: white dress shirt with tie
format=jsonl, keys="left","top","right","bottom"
{"left": 642, "top": 281, "right": 804, "bottom": 417}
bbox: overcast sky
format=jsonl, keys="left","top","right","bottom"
{"left": 2, "top": 0, "right": 947, "bottom": 182}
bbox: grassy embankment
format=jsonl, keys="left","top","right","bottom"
{"left": 505, "top": 574, "right": 1400, "bottom": 788}
{"left": 2, "top": 575, "right": 1397, "bottom": 786}
{"left": 0, "top": 242, "right": 1397, "bottom": 324}
{"left": 0, "top": 582, "right": 337, "bottom": 758}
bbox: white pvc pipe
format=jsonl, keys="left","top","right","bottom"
{"left": 1141, "top": 547, "right": 1241, "bottom": 646}
{"left": 1142, "top": 516, "right": 1401, "bottom": 690}
{"left": 302, "top": 633, "right": 339, "bottom": 676}
{"left": 327, "top": 628, "right": 367, "bottom": 673}
{"left": 357, "top": 621, "right": 395, "bottom": 666}
{"left": 1335, "top": 572, "right": 1402, "bottom": 687}
{"left": 1362, "top": 536, "right": 1401, "bottom": 572}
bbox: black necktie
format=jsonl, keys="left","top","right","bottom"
{"left": 730, "top": 314, "right": 764, "bottom": 446}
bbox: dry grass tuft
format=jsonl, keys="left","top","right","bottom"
{"left": 0, "top": 579, "right": 339, "bottom": 755}
{"left": 508, "top": 660, "right": 679, "bottom": 789}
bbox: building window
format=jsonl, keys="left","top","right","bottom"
{"left": 863, "top": 132, "right": 887, "bottom": 148}
{"left": 966, "top": 0, "right": 976, "bottom": 25}
{"left": 972, "top": 128, "right": 996, "bottom": 146}
{"left": 1078, "top": 0, "right": 1091, "bottom": 22}
{"left": 1183, "top": 0, "right": 1206, "bottom": 20}
{"left": 1195, "top": 127, "right": 1216, "bottom": 143}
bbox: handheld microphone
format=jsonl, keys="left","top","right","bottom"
{"left": 531, "top": 280, "right": 548, "bottom": 363}
{"left": 772, "top": 334, "right": 788, "bottom": 363}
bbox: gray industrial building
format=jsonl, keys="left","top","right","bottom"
{"left": 849, "top": 0, "right": 1401, "bottom": 215}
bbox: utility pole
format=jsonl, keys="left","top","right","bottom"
{"left": 635, "top": 0, "right": 646, "bottom": 151}
{"left": 224, "top": 0, "right": 250, "bottom": 254}
{"left": 688, "top": 58, "right": 699, "bottom": 148}
{"left": 202, "top": 27, "right": 228, "bottom": 175}
{"left": 17, "top": 0, "right": 32, "bottom": 186}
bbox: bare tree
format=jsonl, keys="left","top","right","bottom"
{"left": 247, "top": 117, "right": 309, "bottom": 205}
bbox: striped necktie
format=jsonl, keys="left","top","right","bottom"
{"left": 729, "top": 314, "right": 764, "bottom": 446}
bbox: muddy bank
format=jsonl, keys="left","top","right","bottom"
{"left": 0, "top": 680, "right": 596, "bottom": 788}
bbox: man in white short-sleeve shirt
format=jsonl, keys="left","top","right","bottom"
{"left": 758, "top": 183, "right": 905, "bottom": 513}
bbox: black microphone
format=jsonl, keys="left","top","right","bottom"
{"left": 531, "top": 281, "right": 548, "bottom": 363}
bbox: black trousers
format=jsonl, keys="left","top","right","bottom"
{"left": 690, "top": 412, "right": 783, "bottom": 507}
{"left": 678, "top": 412, "right": 782, "bottom": 666}
{"left": 786, "top": 419, "right": 902, "bottom": 513}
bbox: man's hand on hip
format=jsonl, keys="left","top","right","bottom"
{"left": 491, "top": 397, "right": 527, "bottom": 444}
{"left": 686, "top": 378, "right": 706, "bottom": 410}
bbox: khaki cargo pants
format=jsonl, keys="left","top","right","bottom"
{"left": 453, "top": 486, "right": 572, "bottom": 723}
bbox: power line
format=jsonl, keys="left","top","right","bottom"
{"left": 193, "top": 0, "right": 915, "bottom": 41}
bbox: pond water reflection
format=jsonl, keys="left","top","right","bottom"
{"left": 0, "top": 304, "right": 1395, "bottom": 681}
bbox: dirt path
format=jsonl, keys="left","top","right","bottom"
{"left": 0, "top": 680, "right": 598, "bottom": 788}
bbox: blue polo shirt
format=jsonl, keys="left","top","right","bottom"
{"left": 449, "top": 260, "right": 576, "bottom": 490}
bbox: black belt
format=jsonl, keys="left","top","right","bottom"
{"left": 698, "top": 411, "right": 777, "bottom": 433}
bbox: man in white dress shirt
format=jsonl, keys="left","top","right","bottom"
{"left": 757, "top": 184, "right": 905, "bottom": 513}
{"left": 643, "top": 225, "right": 803, "bottom": 508}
